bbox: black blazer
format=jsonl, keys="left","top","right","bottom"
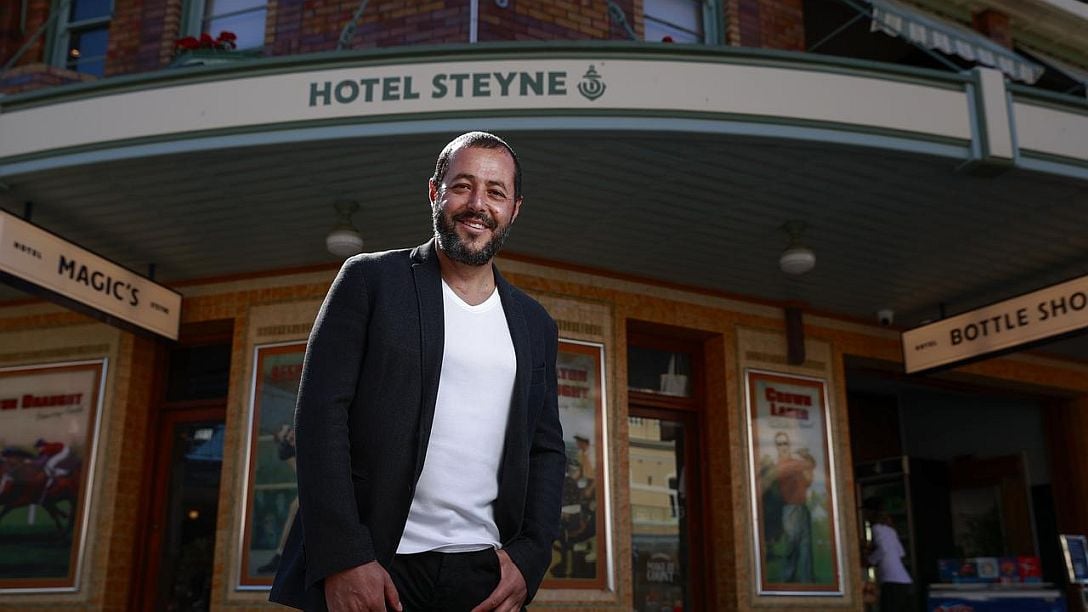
{"left": 270, "top": 240, "right": 566, "bottom": 610}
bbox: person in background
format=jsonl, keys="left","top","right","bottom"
{"left": 34, "top": 438, "right": 71, "bottom": 495}
{"left": 259, "top": 424, "right": 298, "bottom": 574}
{"left": 863, "top": 497, "right": 915, "bottom": 612}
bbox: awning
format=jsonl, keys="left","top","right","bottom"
{"left": 1023, "top": 47, "right": 1088, "bottom": 96}
{"left": 869, "top": 0, "right": 1044, "bottom": 84}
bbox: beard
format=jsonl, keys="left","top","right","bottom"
{"left": 432, "top": 206, "right": 513, "bottom": 266}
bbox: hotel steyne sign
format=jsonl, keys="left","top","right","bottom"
{"left": 0, "top": 210, "right": 181, "bottom": 340}
{"left": 306, "top": 64, "right": 607, "bottom": 107}
{"left": 902, "top": 275, "right": 1088, "bottom": 374}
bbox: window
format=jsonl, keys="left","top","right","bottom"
{"left": 627, "top": 324, "right": 709, "bottom": 610}
{"left": 55, "top": 0, "right": 112, "bottom": 77}
{"left": 644, "top": 0, "right": 705, "bottom": 43}
{"left": 186, "top": 0, "right": 268, "bottom": 50}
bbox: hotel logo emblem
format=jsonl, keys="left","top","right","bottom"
{"left": 577, "top": 65, "right": 606, "bottom": 101}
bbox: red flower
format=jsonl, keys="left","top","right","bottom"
{"left": 176, "top": 30, "right": 239, "bottom": 54}
{"left": 175, "top": 36, "right": 200, "bottom": 50}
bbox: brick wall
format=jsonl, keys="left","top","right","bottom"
{"left": 267, "top": 0, "right": 469, "bottom": 57}
{"left": 972, "top": 8, "right": 1012, "bottom": 49}
{"left": 107, "top": 0, "right": 145, "bottom": 75}
{"left": 0, "top": 0, "right": 51, "bottom": 71}
{"left": 479, "top": 0, "right": 636, "bottom": 42}
{"left": 759, "top": 0, "right": 804, "bottom": 51}
{"left": 0, "top": 62, "right": 95, "bottom": 94}
{"left": 729, "top": 0, "right": 805, "bottom": 50}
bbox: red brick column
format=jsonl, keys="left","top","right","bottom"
{"left": 759, "top": 0, "right": 804, "bottom": 51}
{"left": 479, "top": 0, "right": 631, "bottom": 42}
{"left": 0, "top": 0, "right": 52, "bottom": 68}
{"left": 731, "top": 0, "right": 763, "bottom": 47}
{"left": 972, "top": 9, "right": 1012, "bottom": 49}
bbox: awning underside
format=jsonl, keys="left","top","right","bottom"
{"left": 868, "top": 0, "right": 1044, "bottom": 84}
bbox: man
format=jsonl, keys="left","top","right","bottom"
{"left": 270, "top": 132, "right": 566, "bottom": 612}
{"left": 573, "top": 434, "right": 595, "bottom": 483}
{"left": 772, "top": 431, "right": 815, "bottom": 583}
{"left": 34, "top": 439, "right": 71, "bottom": 496}
{"left": 259, "top": 424, "right": 298, "bottom": 574}
{"left": 862, "top": 497, "right": 914, "bottom": 612}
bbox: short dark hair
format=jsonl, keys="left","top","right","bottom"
{"left": 431, "top": 131, "right": 522, "bottom": 201}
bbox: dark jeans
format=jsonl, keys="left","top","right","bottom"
{"left": 879, "top": 581, "right": 916, "bottom": 612}
{"left": 389, "top": 549, "right": 501, "bottom": 612}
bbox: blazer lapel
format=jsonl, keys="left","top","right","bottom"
{"left": 410, "top": 240, "right": 445, "bottom": 482}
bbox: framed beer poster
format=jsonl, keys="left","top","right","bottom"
{"left": 542, "top": 339, "right": 611, "bottom": 591}
{"left": 745, "top": 369, "right": 843, "bottom": 595}
{"left": 0, "top": 359, "right": 106, "bottom": 593}
{"left": 238, "top": 342, "right": 305, "bottom": 588}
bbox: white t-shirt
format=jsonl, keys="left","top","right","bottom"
{"left": 397, "top": 280, "right": 516, "bottom": 554}
{"left": 869, "top": 523, "right": 912, "bottom": 584}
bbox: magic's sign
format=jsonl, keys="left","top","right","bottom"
{"left": 902, "top": 275, "right": 1088, "bottom": 373}
{"left": 0, "top": 210, "right": 181, "bottom": 340}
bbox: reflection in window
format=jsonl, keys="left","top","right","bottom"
{"left": 644, "top": 0, "right": 704, "bottom": 43}
{"left": 60, "top": 0, "right": 112, "bottom": 77}
{"left": 199, "top": 0, "right": 268, "bottom": 50}
{"left": 628, "top": 347, "right": 692, "bottom": 397}
{"left": 630, "top": 416, "right": 689, "bottom": 611}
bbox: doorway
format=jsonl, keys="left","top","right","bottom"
{"left": 846, "top": 362, "right": 1064, "bottom": 602}
{"left": 131, "top": 321, "right": 231, "bottom": 612}
{"left": 627, "top": 324, "right": 709, "bottom": 612}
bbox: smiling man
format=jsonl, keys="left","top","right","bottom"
{"left": 270, "top": 132, "right": 566, "bottom": 612}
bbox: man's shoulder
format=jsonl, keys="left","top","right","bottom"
{"left": 339, "top": 246, "right": 418, "bottom": 281}
{"left": 345, "top": 245, "right": 415, "bottom": 268}
{"left": 502, "top": 281, "right": 555, "bottom": 328}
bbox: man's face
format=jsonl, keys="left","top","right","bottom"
{"left": 775, "top": 434, "right": 790, "bottom": 458}
{"left": 430, "top": 145, "right": 522, "bottom": 266}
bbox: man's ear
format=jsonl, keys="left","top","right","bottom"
{"left": 511, "top": 197, "right": 523, "bottom": 223}
{"left": 428, "top": 179, "right": 439, "bottom": 207}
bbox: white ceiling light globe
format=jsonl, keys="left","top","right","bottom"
{"left": 326, "top": 227, "right": 364, "bottom": 258}
{"left": 779, "top": 246, "right": 815, "bottom": 275}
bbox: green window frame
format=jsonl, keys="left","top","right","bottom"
{"left": 643, "top": 0, "right": 723, "bottom": 44}
{"left": 182, "top": 0, "right": 269, "bottom": 51}
{"left": 49, "top": 0, "right": 112, "bottom": 77}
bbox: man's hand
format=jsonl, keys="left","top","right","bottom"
{"left": 325, "top": 561, "right": 401, "bottom": 612}
{"left": 471, "top": 549, "right": 527, "bottom": 612}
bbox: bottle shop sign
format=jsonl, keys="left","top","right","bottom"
{"left": 902, "top": 275, "right": 1088, "bottom": 373}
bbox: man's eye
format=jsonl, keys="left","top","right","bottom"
{"left": 489, "top": 190, "right": 507, "bottom": 199}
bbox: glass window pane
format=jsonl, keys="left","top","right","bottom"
{"left": 628, "top": 347, "right": 692, "bottom": 397}
{"left": 205, "top": 0, "right": 266, "bottom": 19}
{"left": 156, "top": 421, "right": 223, "bottom": 612}
{"left": 66, "top": 27, "right": 109, "bottom": 77}
{"left": 70, "top": 0, "right": 111, "bottom": 22}
{"left": 645, "top": 18, "right": 702, "bottom": 43}
{"left": 205, "top": 9, "right": 267, "bottom": 50}
{"left": 644, "top": 0, "right": 702, "bottom": 42}
{"left": 630, "top": 416, "right": 690, "bottom": 611}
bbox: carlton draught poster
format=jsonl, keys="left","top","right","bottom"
{"left": 543, "top": 339, "right": 609, "bottom": 590}
{"left": 745, "top": 369, "right": 842, "bottom": 595}
{"left": 0, "top": 360, "right": 105, "bottom": 591}
{"left": 239, "top": 342, "right": 305, "bottom": 587}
